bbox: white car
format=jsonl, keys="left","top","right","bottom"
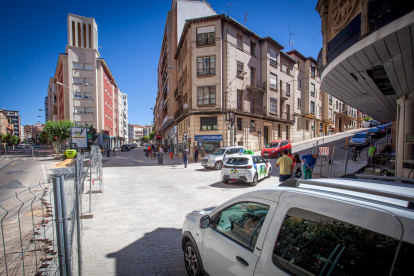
{"left": 201, "top": 146, "right": 247, "bottom": 170}
{"left": 221, "top": 155, "right": 272, "bottom": 186}
{"left": 182, "top": 178, "right": 414, "bottom": 276}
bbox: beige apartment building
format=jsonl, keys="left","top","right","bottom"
{"left": 128, "top": 124, "right": 144, "bottom": 143}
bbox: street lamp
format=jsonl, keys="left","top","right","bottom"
{"left": 55, "top": 82, "right": 89, "bottom": 126}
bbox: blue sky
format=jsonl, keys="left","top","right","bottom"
{"left": 0, "top": 0, "right": 321, "bottom": 126}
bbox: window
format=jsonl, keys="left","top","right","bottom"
{"left": 306, "top": 120, "right": 310, "bottom": 130}
{"left": 197, "top": 86, "right": 216, "bottom": 105}
{"left": 319, "top": 105, "right": 322, "bottom": 116}
{"left": 270, "top": 97, "right": 277, "bottom": 114}
{"left": 237, "top": 62, "right": 243, "bottom": 76}
{"left": 237, "top": 90, "right": 243, "bottom": 110}
{"left": 73, "top": 77, "right": 83, "bottom": 84}
{"left": 250, "top": 41, "right": 256, "bottom": 56}
{"left": 297, "top": 98, "right": 301, "bottom": 108}
{"left": 237, "top": 34, "right": 243, "bottom": 49}
{"left": 311, "top": 101, "right": 315, "bottom": 113}
{"left": 237, "top": 118, "right": 242, "bottom": 130}
{"left": 329, "top": 95, "right": 333, "bottom": 104}
{"left": 272, "top": 208, "right": 414, "bottom": 276}
{"left": 213, "top": 202, "right": 269, "bottom": 251}
{"left": 311, "top": 83, "right": 315, "bottom": 96}
{"left": 286, "top": 83, "right": 290, "bottom": 96}
{"left": 196, "top": 26, "right": 215, "bottom": 46}
{"left": 278, "top": 124, "right": 281, "bottom": 137}
{"left": 298, "top": 79, "right": 302, "bottom": 89}
{"left": 74, "top": 93, "right": 82, "bottom": 99}
{"left": 270, "top": 74, "right": 277, "bottom": 90}
{"left": 269, "top": 48, "right": 277, "bottom": 67}
{"left": 286, "top": 63, "right": 290, "bottom": 75}
{"left": 84, "top": 78, "right": 93, "bottom": 84}
{"left": 200, "top": 116, "right": 218, "bottom": 130}
{"left": 84, "top": 64, "right": 93, "bottom": 70}
{"left": 311, "top": 64, "right": 316, "bottom": 77}
{"left": 73, "top": 62, "right": 83, "bottom": 69}
{"left": 197, "top": 56, "right": 215, "bottom": 76}
{"left": 336, "top": 101, "right": 339, "bottom": 109}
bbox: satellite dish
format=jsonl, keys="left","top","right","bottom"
{"left": 183, "top": 103, "right": 189, "bottom": 110}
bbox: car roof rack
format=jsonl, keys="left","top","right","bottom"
{"left": 279, "top": 179, "right": 414, "bottom": 203}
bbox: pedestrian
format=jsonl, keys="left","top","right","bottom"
{"left": 351, "top": 146, "right": 362, "bottom": 162}
{"left": 145, "top": 147, "right": 148, "bottom": 159}
{"left": 368, "top": 144, "right": 376, "bottom": 167}
{"left": 302, "top": 153, "right": 318, "bottom": 179}
{"left": 169, "top": 146, "right": 174, "bottom": 159}
{"left": 113, "top": 146, "right": 116, "bottom": 156}
{"left": 293, "top": 154, "right": 302, "bottom": 178}
{"left": 194, "top": 146, "right": 199, "bottom": 162}
{"left": 200, "top": 146, "right": 206, "bottom": 159}
{"left": 275, "top": 149, "right": 294, "bottom": 182}
{"left": 182, "top": 146, "right": 189, "bottom": 168}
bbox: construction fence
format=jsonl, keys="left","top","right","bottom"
{"left": 0, "top": 145, "right": 103, "bottom": 276}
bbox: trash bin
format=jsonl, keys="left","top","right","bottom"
{"left": 107, "top": 149, "right": 110, "bottom": 157}
{"left": 157, "top": 153, "right": 163, "bottom": 165}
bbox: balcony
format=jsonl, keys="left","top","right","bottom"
{"left": 174, "top": 106, "right": 184, "bottom": 120}
{"left": 174, "top": 87, "right": 181, "bottom": 100}
{"left": 246, "top": 78, "right": 266, "bottom": 91}
{"left": 197, "top": 68, "right": 215, "bottom": 76}
{"left": 269, "top": 58, "right": 278, "bottom": 68}
{"left": 281, "top": 89, "right": 291, "bottom": 100}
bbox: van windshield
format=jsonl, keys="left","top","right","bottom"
{"left": 265, "top": 143, "right": 279, "bottom": 148}
{"left": 353, "top": 133, "right": 367, "bottom": 138}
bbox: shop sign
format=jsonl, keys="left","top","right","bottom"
{"left": 194, "top": 135, "right": 223, "bottom": 141}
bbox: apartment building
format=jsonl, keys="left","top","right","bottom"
{"left": 333, "top": 98, "right": 359, "bottom": 132}
{"left": 154, "top": 0, "right": 217, "bottom": 154}
{"left": 128, "top": 124, "right": 144, "bottom": 143}
{"left": 3, "top": 110, "right": 21, "bottom": 140}
{"left": 0, "top": 111, "right": 13, "bottom": 136}
{"left": 168, "top": 14, "right": 297, "bottom": 155}
{"left": 24, "top": 125, "right": 33, "bottom": 140}
{"left": 49, "top": 14, "right": 128, "bottom": 148}
{"left": 45, "top": 77, "right": 57, "bottom": 122}
{"left": 143, "top": 124, "right": 153, "bottom": 137}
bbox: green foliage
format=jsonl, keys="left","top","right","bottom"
{"left": 43, "top": 120, "right": 74, "bottom": 154}
{"left": 39, "top": 130, "right": 52, "bottom": 144}
{"left": 149, "top": 131, "right": 155, "bottom": 140}
{"left": 364, "top": 116, "right": 373, "bottom": 122}
{"left": 140, "top": 136, "right": 149, "bottom": 143}
{"left": 1, "top": 134, "right": 19, "bottom": 145}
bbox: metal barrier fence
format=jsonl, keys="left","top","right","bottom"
{"left": 0, "top": 145, "right": 103, "bottom": 275}
{"left": 0, "top": 145, "right": 55, "bottom": 160}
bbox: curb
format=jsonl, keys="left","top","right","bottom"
{"left": 0, "top": 159, "right": 14, "bottom": 171}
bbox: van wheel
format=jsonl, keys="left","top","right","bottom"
{"left": 222, "top": 179, "right": 229, "bottom": 184}
{"left": 215, "top": 161, "right": 223, "bottom": 170}
{"left": 251, "top": 173, "right": 258, "bottom": 186}
{"left": 184, "top": 241, "right": 203, "bottom": 276}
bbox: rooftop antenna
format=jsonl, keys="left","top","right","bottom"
{"left": 244, "top": 12, "right": 249, "bottom": 26}
{"left": 288, "top": 24, "right": 297, "bottom": 51}
{"left": 227, "top": 2, "right": 234, "bottom": 17}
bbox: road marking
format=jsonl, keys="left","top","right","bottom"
{"left": 10, "top": 162, "right": 17, "bottom": 166}
{"left": 41, "top": 162, "right": 47, "bottom": 181}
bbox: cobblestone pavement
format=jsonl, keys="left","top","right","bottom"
{"left": 82, "top": 148, "right": 277, "bottom": 276}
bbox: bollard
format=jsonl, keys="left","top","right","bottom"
{"left": 59, "top": 175, "right": 72, "bottom": 276}
{"left": 157, "top": 153, "right": 164, "bottom": 165}
{"left": 74, "top": 159, "right": 83, "bottom": 275}
{"left": 52, "top": 176, "right": 67, "bottom": 275}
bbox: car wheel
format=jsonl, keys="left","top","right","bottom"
{"left": 214, "top": 161, "right": 223, "bottom": 170}
{"left": 222, "top": 179, "right": 229, "bottom": 184}
{"left": 266, "top": 167, "right": 272, "bottom": 178}
{"left": 251, "top": 173, "right": 258, "bottom": 186}
{"left": 184, "top": 241, "right": 202, "bottom": 276}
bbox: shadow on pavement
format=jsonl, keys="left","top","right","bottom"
{"left": 209, "top": 181, "right": 252, "bottom": 189}
{"left": 106, "top": 227, "right": 185, "bottom": 276}
{"left": 194, "top": 168, "right": 215, "bottom": 172}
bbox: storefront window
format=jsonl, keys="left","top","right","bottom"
{"left": 196, "top": 141, "right": 220, "bottom": 154}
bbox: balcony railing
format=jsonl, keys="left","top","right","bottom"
{"left": 197, "top": 68, "right": 215, "bottom": 76}
{"left": 174, "top": 106, "right": 183, "bottom": 119}
{"left": 247, "top": 78, "right": 266, "bottom": 91}
{"left": 269, "top": 58, "right": 278, "bottom": 68}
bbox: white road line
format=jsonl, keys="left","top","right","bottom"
{"left": 41, "top": 162, "right": 47, "bottom": 181}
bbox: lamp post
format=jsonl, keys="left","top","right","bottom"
{"left": 55, "top": 82, "right": 89, "bottom": 126}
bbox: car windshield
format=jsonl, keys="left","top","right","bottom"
{"left": 212, "top": 149, "right": 226, "bottom": 155}
{"left": 369, "top": 128, "right": 378, "bottom": 131}
{"left": 265, "top": 142, "right": 279, "bottom": 148}
{"left": 353, "top": 133, "right": 367, "bottom": 138}
{"left": 226, "top": 158, "right": 250, "bottom": 165}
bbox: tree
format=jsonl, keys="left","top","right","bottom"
{"left": 39, "top": 130, "right": 52, "bottom": 144}
{"left": 42, "top": 120, "right": 74, "bottom": 154}
{"left": 149, "top": 131, "right": 155, "bottom": 140}
{"left": 140, "top": 136, "right": 149, "bottom": 143}
{"left": 1, "top": 134, "right": 19, "bottom": 146}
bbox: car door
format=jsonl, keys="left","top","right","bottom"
{"left": 253, "top": 156, "right": 265, "bottom": 179}
{"left": 254, "top": 191, "right": 404, "bottom": 276}
{"left": 202, "top": 199, "right": 277, "bottom": 276}
{"left": 257, "top": 156, "right": 269, "bottom": 179}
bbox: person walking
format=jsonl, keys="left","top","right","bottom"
{"left": 293, "top": 154, "right": 302, "bottom": 178}
{"left": 275, "top": 149, "right": 294, "bottom": 182}
{"left": 302, "top": 153, "right": 318, "bottom": 179}
{"left": 113, "top": 146, "right": 116, "bottom": 156}
{"left": 200, "top": 146, "right": 206, "bottom": 159}
{"left": 194, "top": 146, "right": 199, "bottom": 162}
{"left": 182, "top": 146, "right": 189, "bottom": 168}
{"left": 368, "top": 144, "right": 376, "bottom": 167}
{"left": 169, "top": 146, "right": 174, "bottom": 159}
{"left": 147, "top": 145, "right": 151, "bottom": 160}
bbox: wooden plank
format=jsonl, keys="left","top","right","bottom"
{"left": 363, "top": 44, "right": 382, "bottom": 67}
{"left": 397, "top": 25, "right": 414, "bottom": 94}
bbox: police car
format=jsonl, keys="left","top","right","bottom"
{"left": 221, "top": 154, "right": 272, "bottom": 186}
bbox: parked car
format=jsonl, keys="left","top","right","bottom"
{"left": 370, "top": 120, "right": 380, "bottom": 127}
{"left": 261, "top": 140, "right": 291, "bottom": 158}
{"left": 201, "top": 146, "right": 247, "bottom": 170}
{"left": 221, "top": 155, "right": 272, "bottom": 186}
{"left": 368, "top": 127, "right": 381, "bottom": 137}
{"left": 349, "top": 132, "right": 370, "bottom": 147}
{"left": 121, "top": 144, "right": 130, "bottom": 151}
{"left": 182, "top": 178, "right": 414, "bottom": 276}
{"left": 377, "top": 124, "right": 390, "bottom": 135}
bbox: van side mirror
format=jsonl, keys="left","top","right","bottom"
{"left": 200, "top": 215, "right": 210, "bottom": 229}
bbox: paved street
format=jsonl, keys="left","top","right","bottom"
{"left": 82, "top": 130, "right": 376, "bottom": 276}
